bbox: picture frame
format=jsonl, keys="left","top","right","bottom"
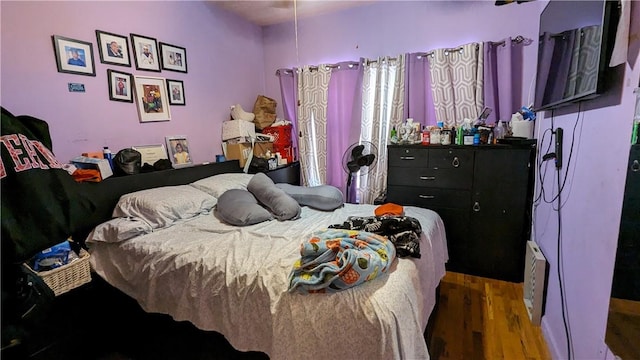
{"left": 131, "top": 144, "right": 168, "bottom": 166}
{"left": 133, "top": 75, "right": 171, "bottom": 122}
{"left": 166, "top": 79, "right": 186, "bottom": 106}
{"left": 52, "top": 35, "right": 96, "bottom": 76}
{"left": 130, "top": 33, "right": 160, "bottom": 72}
{"left": 107, "top": 69, "right": 133, "bottom": 102}
{"left": 165, "top": 136, "right": 193, "bottom": 168}
{"left": 159, "top": 42, "right": 188, "bottom": 73}
{"left": 96, "top": 30, "right": 131, "bottom": 67}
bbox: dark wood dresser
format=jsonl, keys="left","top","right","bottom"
{"left": 387, "top": 144, "right": 535, "bottom": 282}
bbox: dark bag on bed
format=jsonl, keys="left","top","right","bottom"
{"left": 114, "top": 148, "right": 142, "bottom": 176}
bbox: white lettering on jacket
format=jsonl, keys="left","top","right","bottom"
{"left": 0, "top": 133, "right": 62, "bottom": 179}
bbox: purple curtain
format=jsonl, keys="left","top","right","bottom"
{"left": 483, "top": 38, "right": 525, "bottom": 124}
{"left": 277, "top": 68, "right": 298, "bottom": 159}
{"left": 326, "top": 62, "right": 360, "bottom": 195}
{"left": 406, "top": 53, "right": 438, "bottom": 127}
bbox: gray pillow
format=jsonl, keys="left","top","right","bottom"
{"left": 247, "top": 173, "right": 301, "bottom": 221}
{"left": 275, "top": 183, "right": 344, "bottom": 211}
{"left": 215, "top": 189, "right": 273, "bottom": 226}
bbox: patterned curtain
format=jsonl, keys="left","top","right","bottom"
{"left": 296, "top": 65, "right": 331, "bottom": 186}
{"left": 358, "top": 54, "right": 405, "bottom": 204}
{"left": 428, "top": 42, "right": 484, "bottom": 127}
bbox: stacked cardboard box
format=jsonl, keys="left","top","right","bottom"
{"left": 262, "top": 124, "right": 293, "bottom": 164}
{"left": 223, "top": 141, "right": 274, "bottom": 168}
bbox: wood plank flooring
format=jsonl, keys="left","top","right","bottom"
{"left": 429, "top": 271, "right": 551, "bottom": 360}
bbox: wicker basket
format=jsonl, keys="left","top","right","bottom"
{"left": 26, "top": 248, "right": 91, "bottom": 296}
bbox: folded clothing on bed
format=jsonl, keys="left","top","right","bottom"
{"left": 329, "top": 215, "right": 422, "bottom": 258}
{"left": 288, "top": 229, "right": 396, "bottom": 294}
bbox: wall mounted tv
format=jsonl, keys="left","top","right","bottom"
{"left": 533, "top": 0, "right": 621, "bottom": 112}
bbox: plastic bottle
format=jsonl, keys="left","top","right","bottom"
{"left": 103, "top": 146, "right": 114, "bottom": 170}
{"left": 390, "top": 126, "right": 398, "bottom": 143}
{"left": 422, "top": 127, "right": 430, "bottom": 145}
{"left": 494, "top": 120, "right": 505, "bottom": 140}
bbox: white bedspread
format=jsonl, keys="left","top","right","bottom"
{"left": 89, "top": 204, "right": 447, "bottom": 360}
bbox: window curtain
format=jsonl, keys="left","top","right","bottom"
{"left": 428, "top": 42, "right": 484, "bottom": 127}
{"left": 406, "top": 53, "right": 438, "bottom": 127}
{"left": 326, "top": 62, "right": 361, "bottom": 197}
{"left": 296, "top": 65, "right": 331, "bottom": 186}
{"left": 483, "top": 38, "right": 526, "bottom": 124}
{"left": 276, "top": 69, "right": 299, "bottom": 157}
{"left": 358, "top": 54, "right": 405, "bottom": 204}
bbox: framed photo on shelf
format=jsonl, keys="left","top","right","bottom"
{"left": 107, "top": 69, "right": 133, "bottom": 102}
{"left": 159, "top": 42, "right": 188, "bottom": 73}
{"left": 52, "top": 35, "right": 96, "bottom": 76}
{"left": 131, "top": 144, "right": 168, "bottom": 166}
{"left": 166, "top": 79, "right": 185, "bottom": 105}
{"left": 130, "top": 33, "right": 160, "bottom": 72}
{"left": 165, "top": 136, "right": 193, "bottom": 168}
{"left": 133, "top": 75, "right": 171, "bottom": 122}
{"left": 96, "top": 30, "right": 131, "bottom": 67}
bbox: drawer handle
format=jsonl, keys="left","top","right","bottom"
{"left": 452, "top": 157, "right": 460, "bottom": 168}
{"left": 632, "top": 160, "right": 639, "bottom": 172}
{"left": 473, "top": 201, "right": 481, "bottom": 212}
{"left": 419, "top": 195, "right": 435, "bottom": 199}
{"left": 420, "top": 176, "right": 436, "bottom": 180}
{"left": 400, "top": 156, "right": 415, "bottom": 160}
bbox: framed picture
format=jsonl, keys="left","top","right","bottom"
{"left": 52, "top": 35, "right": 96, "bottom": 76}
{"left": 96, "top": 30, "right": 131, "bottom": 67}
{"left": 159, "top": 42, "right": 188, "bottom": 73}
{"left": 107, "top": 69, "right": 133, "bottom": 102}
{"left": 165, "top": 136, "right": 193, "bottom": 168}
{"left": 130, "top": 33, "right": 160, "bottom": 72}
{"left": 133, "top": 75, "right": 171, "bottom": 122}
{"left": 166, "top": 79, "right": 186, "bottom": 106}
{"left": 131, "top": 144, "right": 168, "bottom": 166}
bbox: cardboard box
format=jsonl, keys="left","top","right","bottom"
{"left": 223, "top": 141, "right": 274, "bottom": 168}
{"left": 71, "top": 156, "right": 113, "bottom": 180}
{"left": 222, "top": 120, "right": 256, "bottom": 141}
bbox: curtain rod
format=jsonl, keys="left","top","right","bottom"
{"left": 275, "top": 61, "right": 360, "bottom": 76}
{"left": 416, "top": 35, "right": 530, "bottom": 58}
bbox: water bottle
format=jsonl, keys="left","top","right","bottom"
{"left": 103, "top": 146, "right": 114, "bottom": 170}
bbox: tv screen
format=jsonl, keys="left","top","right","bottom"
{"left": 533, "top": 0, "right": 620, "bottom": 112}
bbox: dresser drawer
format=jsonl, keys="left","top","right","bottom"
{"left": 388, "top": 147, "right": 429, "bottom": 167}
{"left": 387, "top": 167, "right": 472, "bottom": 189}
{"left": 428, "top": 148, "right": 474, "bottom": 170}
{"left": 387, "top": 185, "right": 470, "bottom": 209}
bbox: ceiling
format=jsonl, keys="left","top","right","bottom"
{"left": 212, "top": 0, "right": 376, "bottom": 26}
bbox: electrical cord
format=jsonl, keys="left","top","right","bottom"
{"left": 557, "top": 162, "right": 573, "bottom": 360}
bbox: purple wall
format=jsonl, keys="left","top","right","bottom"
{"left": 261, "top": 2, "right": 640, "bottom": 359}
{"left": 1, "top": 1, "right": 265, "bottom": 164}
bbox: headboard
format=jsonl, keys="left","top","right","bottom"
{"left": 73, "top": 160, "right": 242, "bottom": 242}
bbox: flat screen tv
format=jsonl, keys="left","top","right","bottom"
{"left": 533, "top": 0, "right": 620, "bottom": 112}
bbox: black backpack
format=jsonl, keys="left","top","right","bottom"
{"left": 113, "top": 148, "right": 142, "bottom": 176}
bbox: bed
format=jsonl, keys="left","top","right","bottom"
{"left": 83, "top": 161, "right": 448, "bottom": 359}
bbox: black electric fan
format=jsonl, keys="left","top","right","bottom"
{"left": 341, "top": 141, "right": 378, "bottom": 202}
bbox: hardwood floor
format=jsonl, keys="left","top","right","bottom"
{"left": 429, "top": 272, "right": 551, "bottom": 360}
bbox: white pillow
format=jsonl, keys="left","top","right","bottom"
{"left": 86, "top": 217, "right": 153, "bottom": 244}
{"left": 190, "top": 173, "right": 254, "bottom": 198}
{"left": 113, "top": 185, "right": 217, "bottom": 229}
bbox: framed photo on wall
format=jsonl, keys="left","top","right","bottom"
{"left": 130, "top": 33, "right": 160, "bottom": 72}
{"left": 52, "top": 35, "right": 96, "bottom": 76}
{"left": 166, "top": 79, "right": 185, "bottom": 105}
{"left": 96, "top": 30, "right": 131, "bottom": 67}
{"left": 107, "top": 69, "right": 133, "bottom": 102}
{"left": 133, "top": 75, "right": 171, "bottom": 122}
{"left": 165, "top": 136, "right": 193, "bottom": 168}
{"left": 159, "top": 42, "right": 188, "bottom": 73}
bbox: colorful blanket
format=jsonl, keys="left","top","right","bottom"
{"left": 288, "top": 229, "right": 396, "bottom": 294}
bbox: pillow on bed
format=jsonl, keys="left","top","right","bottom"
{"left": 113, "top": 185, "right": 217, "bottom": 229}
{"left": 275, "top": 183, "right": 344, "bottom": 211}
{"left": 215, "top": 189, "right": 273, "bottom": 226}
{"left": 247, "top": 173, "right": 301, "bottom": 221}
{"left": 86, "top": 217, "right": 153, "bottom": 244}
{"left": 190, "top": 173, "right": 254, "bottom": 198}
